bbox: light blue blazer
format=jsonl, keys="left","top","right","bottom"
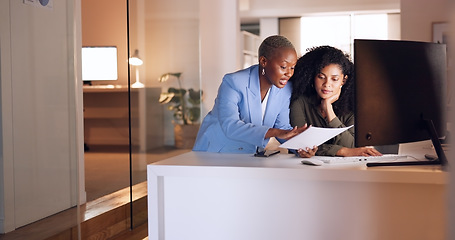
{"left": 193, "top": 65, "right": 293, "bottom": 153}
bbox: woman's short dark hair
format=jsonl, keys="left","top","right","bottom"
{"left": 290, "top": 45, "right": 354, "bottom": 116}
{"left": 258, "top": 35, "right": 295, "bottom": 60}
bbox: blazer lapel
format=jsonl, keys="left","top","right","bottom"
{"left": 263, "top": 86, "right": 279, "bottom": 127}
{"left": 247, "top": 66, "right": 262, "bottom": 126}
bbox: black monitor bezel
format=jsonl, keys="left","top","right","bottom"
{"left": 353, "top": 39, "right": 448, "bottom": 167}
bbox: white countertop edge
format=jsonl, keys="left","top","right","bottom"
{"left": 147, "top": 151, "right": 446, "bottom": 185}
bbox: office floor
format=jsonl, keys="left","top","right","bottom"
{"left": 84, "top": 145, "right": 190, "bottom": 201}
{"left": 0, "top": 182, "right": 150, "bottom": 240}
{"left": 0, "top": 146, "right": 190, "bottom": 240}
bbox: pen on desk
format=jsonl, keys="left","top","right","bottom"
{"left": 254, "top": 150, "right": 280, "bottom": 157}
{"left": 268, "top": 150, "right": 280, "bottom": 157}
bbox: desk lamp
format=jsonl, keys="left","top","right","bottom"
{"left": 129, "top": 49, "right": 144, "bottom": 88}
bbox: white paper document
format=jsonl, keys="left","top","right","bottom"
{"left": 279, "top": 125, "right": 353, "bottom": 150}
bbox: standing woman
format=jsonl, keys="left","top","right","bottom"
{"left": 290, "top": 46, "right": 381, "bottom": 157}
{"left": 193, "top": 35, "right": 313, "bottom": 154}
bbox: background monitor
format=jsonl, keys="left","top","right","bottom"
{"left": 82, "top": 46, "right": 118, "bottom": 81}
{"left": 354, "top": 39, "right": 447, "bottom": 165}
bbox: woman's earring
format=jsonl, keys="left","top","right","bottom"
{"left": 262, "top": 68, "right": 265, "bottom": 76}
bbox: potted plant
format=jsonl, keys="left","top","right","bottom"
{"left": 159, "top": 72, "right": 202, "bottom": 148}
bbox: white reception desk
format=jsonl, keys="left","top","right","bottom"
{"left": 147, "top": 151, "right": 447, "bottom": 240}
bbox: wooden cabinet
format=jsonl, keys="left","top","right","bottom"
{"left": 83, "top": 85, "right": 164, "bottom": 151}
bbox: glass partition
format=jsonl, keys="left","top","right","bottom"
{"left": 81, "top": 0, "right": 130, "bottom": 200}
{"left": 80, "top": 0, "right": 132, "bottom": 237}
{"left": 127, "top": 0, "right": 201, "bottom": 228}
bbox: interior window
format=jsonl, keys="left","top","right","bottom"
{"left": 300, "top": 13, "right": 395, "bottom": 56}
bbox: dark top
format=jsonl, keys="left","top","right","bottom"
{"left": 290, "top": 94, "right": 354, "bottom": 156}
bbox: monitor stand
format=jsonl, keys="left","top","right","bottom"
{"left": 367, "top": 119, "right": 447, "bottom": 169}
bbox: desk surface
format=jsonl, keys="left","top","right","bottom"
{"left": 149, "top": 151, "right": 446, "bottom": 185}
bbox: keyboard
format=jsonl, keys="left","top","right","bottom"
{"left": 313, "top": 154, "right": 408, "bottom": 164}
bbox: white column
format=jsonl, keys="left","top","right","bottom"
{"left": 199, "top": 0, "right": 240, "bottom": 117}
{"left": 259, "top": 17, "right": 279, "bottom": 40}
{"left": 70, "top": 0, "right": 86, "bottom": 206}
{"left": 0, "top": 0, "right": 15, "bottom": 234}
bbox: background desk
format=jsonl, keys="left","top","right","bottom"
{"left": 83, "top": 85, "right": 164, "bottom": 151}
{"left": 147, "top": 151, "right": 447, "bottom": 240}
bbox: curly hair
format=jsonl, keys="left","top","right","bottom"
{"left": 290, "top": 46, "right": 354, "bottom": 116}
{"left": 258, "top": 35, "right": 295, "bottom": 60}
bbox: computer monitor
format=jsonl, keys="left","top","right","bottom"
{"left": 81, "top": 46, "right": 118, "bottom": 84}
{"left": 354, "top": 39, "right": 448, "bottom": 167}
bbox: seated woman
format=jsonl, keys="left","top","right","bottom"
{"left": 193, "top": 35, "right": 314, "bottom": 156}
{"left": 290, "top": 46, "right": 381, "bottom": 157}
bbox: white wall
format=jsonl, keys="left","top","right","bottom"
{"left": 126, "top": 0, "right": 201, "bottom": 90}
{"left": 387, "top": 13, "right": 401, "bottom": 40}
{"left": 0, "top": 0, "right": 14, "bottom": 233}
{"left": 279, "top": 18, "right": 302, "bottom": 56}
{"left": 199, "top": 0, "right": 240, "bottom": 118}
{"left": 401, "top": 0, "right": 449, "bottom": 42}
{"left": 0, "top": 0, "right": 83, "bottom": 233}
{"left": 259, "top": 18, "right": 279, "bottom": 40}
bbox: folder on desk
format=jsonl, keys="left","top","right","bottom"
{"left": 279, "top": 125, "right": 353, "bottom": 150}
